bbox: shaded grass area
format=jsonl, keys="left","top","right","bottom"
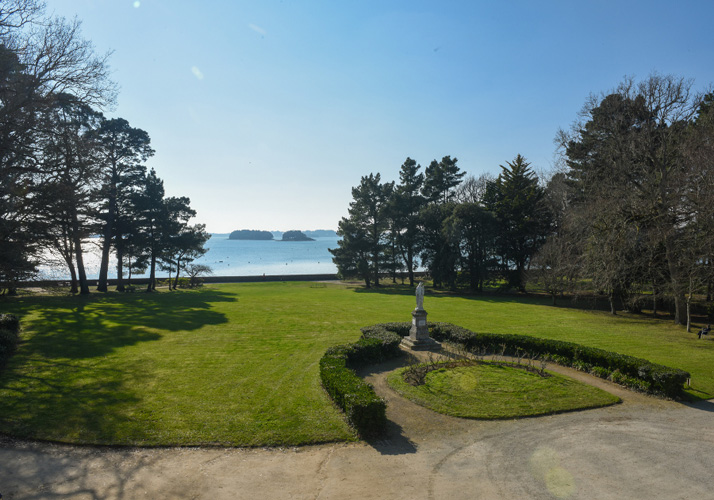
{"left": 0, "top": 283, "right": 386, "bottom": 446}
{"left": 0, "top": 281, "right": 712, "bottom": 447}
{"left": 387, "top": 362, "right": 620, "bottom": 419}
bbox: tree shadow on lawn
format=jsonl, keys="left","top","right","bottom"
{"left": 0, "top": 355, "right": 157, "bottom": 444}
{"left": 7, "top": 288, "right": 236, "bottom": 359}
{"left": 0, "top": 289, "right": 237, "bottom": 444}
{"left": 352, "top": 284, "right": 557, "bottom": 306}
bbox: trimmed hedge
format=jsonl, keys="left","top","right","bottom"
{"left": 369, "top": 321, "right": 690, "bottom": 399}
{"left": 0, "top": 313, "right": 20, "bottom": 366}
{"left": 319, "top": 328, "right": 403, "bottom": 437}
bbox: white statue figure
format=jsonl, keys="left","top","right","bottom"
{"left": 415, "top": 282, "right": 425, "bottom": 310}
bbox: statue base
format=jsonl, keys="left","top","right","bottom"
{"left": 401, "top": 308, "right": 441, "bottom": 351}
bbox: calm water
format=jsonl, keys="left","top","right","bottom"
{"left": 38, "top": 235, "right": 340, "bottom": 280}
{"left": 192, "top": 235, "right": 339, "bottom": 276}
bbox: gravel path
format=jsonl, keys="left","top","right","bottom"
{"left": 2, "top": 354, "right": 714, "bottom": 500}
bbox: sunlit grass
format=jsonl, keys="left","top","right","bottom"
{"left": 0, "top": 281, "right": 711, "bottom": 446}
{"left": 387, "top": 362, "right": 620, "bottom": 419}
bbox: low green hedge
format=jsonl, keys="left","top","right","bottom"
{"left": 319, "top": 328, "right": 403, "bottom": 437}
{"left": 369, "top": 321, "right": 690, "bottom": 399}
{"left": 0, "top": 313, "right": 20, "bottom": 366}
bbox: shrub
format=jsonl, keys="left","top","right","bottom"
{"left": 0, "top": 313, "right": 19, "bottom": 333}
{"left": 319, "top": 345, "right": 387, "bottom": 437}
{"left": 319, "top": 326, "right": 405, "bottom": 437}
{"left": 426, "top": 322, "right": 690, "bottom": 399}
{"left": 0, "top": 313, "right": 20, "bottom": 366}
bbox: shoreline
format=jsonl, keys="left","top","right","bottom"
{"left": 18, "top": 273, "right": 341, "bottom": 288}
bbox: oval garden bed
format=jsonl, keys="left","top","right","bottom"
{"left": 387, "top": 361, "right": 621, "bottom": 419}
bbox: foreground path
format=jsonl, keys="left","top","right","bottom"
{"left": 2, "top": 358, "right": 714, "bottom": 500}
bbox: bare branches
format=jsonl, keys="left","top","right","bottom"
{"left": 20, "top": 16, "right": 117, "bottom": 109}
{"left": 0, "top": 0, "right": 44, "bottom": 38}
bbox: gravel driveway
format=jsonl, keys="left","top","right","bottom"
{"left": 2, "top": 357, "right": 713, "bottom": 500}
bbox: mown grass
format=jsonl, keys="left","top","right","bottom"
{"left": 0, "top": 281, "right": 711, "bottom": 446}
{"left": 387, "top": 362, "right": 620, "bottom": 419}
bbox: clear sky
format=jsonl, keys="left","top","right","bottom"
{"left": 47, "top": 0, "right": 714, "bottom": 233}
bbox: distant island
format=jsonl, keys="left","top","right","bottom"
{"left": 229, "top": 229, "right": 274, "bottom": 240}
{"left": 303, "top": 229, "right": 337, "bottom": 238}
{"left": 281, "top": 230, "right": 315, "bottom": 242}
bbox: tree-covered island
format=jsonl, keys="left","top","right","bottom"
{"left": 281, "top": 230, "right": 315, "bottom": 242}
{"left": 228, "top": 230, "right": 275, "bottom": 240}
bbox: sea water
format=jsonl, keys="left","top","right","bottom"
{"left": 37, "top": 234, "right": 340, "bottom": 280}
{"left": 192, "top": 235, "right": 339, "bottom": 276}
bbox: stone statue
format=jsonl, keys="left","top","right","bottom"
{"left": 415, "top": 282, "right": 424, "bottom": 310}
{"left": 402, "top": 281, "right": 440, "bottom": 351}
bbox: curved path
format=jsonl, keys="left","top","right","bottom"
{"left": 2, "top": 356, "right": 714, "bottom": 499}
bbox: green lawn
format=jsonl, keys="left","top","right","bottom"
{"left": 387, "top": 362, "right": 620, "bottom": 419}
{"left": 0, "top": 282, "right": 711, "bottom": 446}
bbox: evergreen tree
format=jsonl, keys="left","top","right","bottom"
{"left": 94, "top": 117, "right": 153, "bottom": 291}
{"left": 422, "top": 155, "right": 465, "bottom": 204}
{"left": 419, "top": 202, "right": 459, "bottom": 289}
{"left": 484, "top": 154, "right": 551, "bottom": 291}
{"left": 445, "top": 203, "right": 497, "bottom": 291}
{"left": 330, "top": 173, "right": 393, "bottom": 287}
{"left": 390, "top": 157, "right": 425, "bottom": 286}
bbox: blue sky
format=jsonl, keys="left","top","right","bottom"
{"left": 48, "top": 0, "right": 714, "bottom": 232}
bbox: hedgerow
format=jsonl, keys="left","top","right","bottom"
{"left": 321, "top": 320, "right": 690, "bottom": 440}
{"left": 369, "top": 321, "right": 689, "bottom": 399}
{"left": 319, "top": 328, "right": 402, "bottom": 437}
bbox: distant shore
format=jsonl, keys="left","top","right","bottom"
{"left": 19, "top": 272, "right": 427, "bottom": 288}
{"left": 19, "top": 273, "right": 339, "bottom": 287}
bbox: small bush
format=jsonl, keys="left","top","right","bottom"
{"left": 0, "top": 313, "right": 20, "bottom": 333}
{"left": 0, "top": 313, "right": 20, "bottom": 366}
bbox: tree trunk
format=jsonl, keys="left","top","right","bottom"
{"left": 71, "top": 211, "right": 90, "bottom": 295}
{"left": 372, "top": 252, "right": 380, "bottom": 287}
{"left": 98, "top": 170, "right": 118, "bottom": 292}
{"left": 407, "top": 247, "right": 415, "bottom": 287}
{"left": 147, "top": 252, "right": 156, "bottom": 292}
{"left": 609, "top": 291, "right": 617, "bottom": 315}
{"left": 97, "top": 233, "right": 111, "bottom": 292}
{"left": 72, "top": 234, "right": 89, "bottom": 294}
{"left": 115, "top": 233, "right": 125, "bottom": 292}
{"left": 662, "top": 233, "right": 685, "bottom": 323}
{"left": 173, "top": 257, "right": 181, "bottom": 290}
{"left": 66, "top": 260, "right": 78, "bottom": 294}
{"left": 60, "top": 239, "right": 79, "bottom": 294}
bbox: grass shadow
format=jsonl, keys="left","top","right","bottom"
{"left": 0, "top": 356, "right": 152, "bottom": 444}
{"left": 0, "top": 288, "right": 237, "bottom": 444}
{"left": 3, "top": 288, "right": 235, "bottom": 360}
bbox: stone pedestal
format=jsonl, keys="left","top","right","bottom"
{"left": 401, "top": 308, "right": 441, "bottom": 351}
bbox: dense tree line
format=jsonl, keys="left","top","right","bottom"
{"left": 0, "top": 1, "right": 208, "bottom": 294}
{"left": 330, "top": 154, "right": 551, "bottom": 292}
{"left": 333, "top": 73, "right": 714, "bottom": 329}
{"left": 547, "top": 74, "right": 714, "bottom": 329}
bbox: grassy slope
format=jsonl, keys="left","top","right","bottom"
{"left": 0, "top": 282, "right": 711, "bottom": 446}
